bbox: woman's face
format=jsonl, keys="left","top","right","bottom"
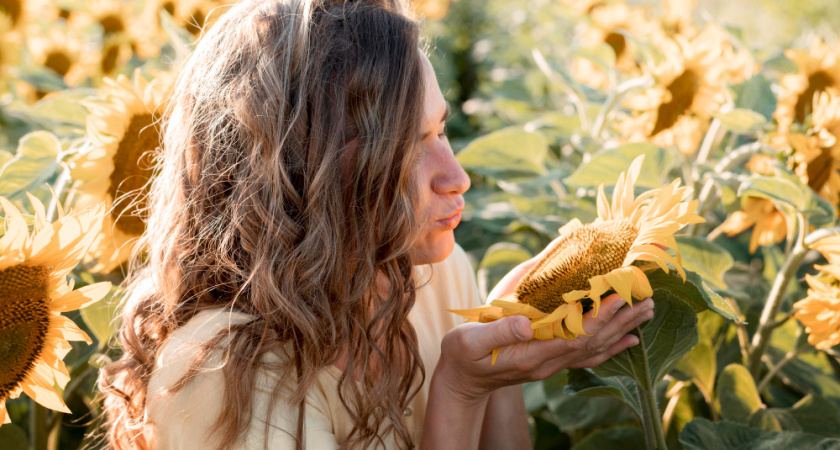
{"left": 412, "top": 54, "right": 470, "bottom": 265}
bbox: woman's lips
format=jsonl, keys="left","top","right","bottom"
{"left": 436, "top": 209, "right": 463, "bottom": 229}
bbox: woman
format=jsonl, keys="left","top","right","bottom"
{"left": 99, "top": 0, "right": 654, "bottom": 448}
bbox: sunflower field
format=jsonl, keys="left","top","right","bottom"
{"left": 2, "top": 0, "right": 840, "bottom": 448}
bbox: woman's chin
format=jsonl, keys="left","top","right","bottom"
{"left": 411, "top": 232, "right": 455, "bottom": 265}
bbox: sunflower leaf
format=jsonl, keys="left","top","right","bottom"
{"left": 594, "top": 290, "right": 698, "bottom": 383}
{"left": 716, "top": 363, "right": 763, "bottom": 423}
{"left": 565, "top": 143, "right": 674, "bottom": 190}
{"left": 714, "top": 109, "right": 767, "bottom": 134}
{"left": 0, "top": 131, "right": 62, "bottom": 200}
{"left": 675, "top": 236, "right": 734, "bottom": 290}
{"left": 564, "top": 369, "right": 643, "bottom": 422}
{"left": 456, "top": 127, "right": 548, "bottom": 181}
{"left": 645, "top": 269, "right": 741, "bottom": 321}
{"left": 739, "top": 172, "right": 835, "bottom": 226}
{"left": 678, "top": 418, "right": 840, "bottom": 450}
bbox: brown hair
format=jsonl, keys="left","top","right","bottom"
{"left": 98, "top": 0, "right": 428, "bottom": 448}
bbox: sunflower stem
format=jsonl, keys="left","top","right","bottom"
{"left": 30, "top": 400, "right": 48, "bottom": 450}
{"left": 747, "top": 213, "right": 809, "bottom": 378}
{"left": 757, "top": 327, "right": 807, "bottom": 393}
{"left": 631, "top": 327, "right": 668, "bottom": 450}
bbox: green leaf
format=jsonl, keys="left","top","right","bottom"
{"left": 6, "top": 89, "right": 94, "bottom": 129}
{"left": 716, "top": 363, "right": 763, "bottom": 424}
{"left": 715, "top": 109, "right": 767, "bottom": 134}
{"left": 748, "top": 408, "right": 801, "bottom": 432}
{"left": 0, "top": 423, "right": 28, "bottom": 450}
{"left": 731, "top": 75, "right": 776, "bottom": 119}
{"left": 564, "top": 369, "right": 643, "bottom": 421}
{"left": 675, "top": 236, "right": 734, "bottom": 290}
{"left": 477, "top": 243, "right": 532, "bottom": 299}
{"left": 0, "top": 131, "right": 62, "bottom": 200}
{"left": 456, "top": 127, "right": 548, "bottom": 181}
{"left": 789, "top": 395, "right": 840, "bottom": 437}
{"left": 646, "top": 269, "right": 741, "bottom": 321}
{"left": 739, "top": 172, "right": 835, "bottom": 226}
{"left": 565, "top": 143, "right": 674, "bottom": 190}
{"left": 679, "top": 418, "right": 840, "bottom": 450}
{"left": 675, "top": 340, "right": 716, "bottom": 401}
{"left": 80, "top": 285, "right": 120, "bottom": 348}
{"left": 595, "top": 290, "right": 698, "bottom": 382}
{"left": 571, "top": 42, "right": 616, "bottom": 70}
{"left": 571, "top": 427, "right": 645, "bottom": 450}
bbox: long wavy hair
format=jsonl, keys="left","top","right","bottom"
{"left": 98, "top": 0, "right": 428, "bottom": 448}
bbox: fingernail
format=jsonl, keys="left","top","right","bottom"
{"left": 644, "top": 310, "right": 654, "bottom": 320}
{"left": 511, "top": 319, "right": 527, "bottom": 340}
{"left": 629, "top": 335, "right": 640, "bottom": 346}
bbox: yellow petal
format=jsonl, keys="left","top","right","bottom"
{"left": 532, "top": 303, "right": 570, "bottom": 327}
{"left": 21, "top": 370, "right": 71, "bottom": 414}
{"left": 629, "top": 265, "right": 653, "bottom": 299}
{"left": 565, "top": 302, "right": 588, "bottom": 336}
{"left": 588, "top": 275, "right": 611, "bottom": 317}
{"left": 51, "top": 282, "right": 112, "bottom": 312}
{"left": 604, "top": 267, "right": 636, "bottom": 306}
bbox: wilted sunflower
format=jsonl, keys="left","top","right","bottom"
{"left": 0, "top": 194, "right": 111, "bottom": 424}
{"left": 775, "top": 38, "right": 840, "bottom": 136}
{"left": 719, "top": 154, "right": 787, "bottom": 253}
{"left": 450, "top": 155, "right": 703, "bottom": 363}
{"left": 27, "top": 25, "right": 87, "bottom": 87}
{"left": 794, "top": 270, "right": 840, "bottom": 350}
{"left": 70, "top": 69, "right": 175, "bottom": 273}
{"left": 615, "top": 24, "right": 754, "bottom": 155}
{"left": 572, "top": 2, "right": 657, "bottom": 89}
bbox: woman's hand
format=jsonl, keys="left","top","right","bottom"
{"left": 436, "top": 294, "right": 654, "bottom": 404}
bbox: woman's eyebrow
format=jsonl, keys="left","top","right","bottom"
{"left": 420, "top": 102, "right": 451, "bottom": 140}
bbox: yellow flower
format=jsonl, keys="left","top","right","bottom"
{"left": 136, "top": 0, "right": 231, "bottom": 58}
{"left": 660, "top": 0, "right": 696, "bottom": 38}
{"left": 66, "top": 0, "right": 133, "bottom": 37}
{"left": 450, "top": 155, "right": 703, "bottom": 363}
{"left": 571, "top": 2, "right": 657, "bottom": 89}
{"left": 70, "top": 69, "right": 175, "bottom": 273}
{"left": 615, "top": 24, "right": 754, "bottom": 155}
{"left": 27, "top": 25, "right": 87, "bottom": 87}
{"left": 0, "top": 0, "right": 25, "bottom": 31}
{"left": 775, "top": 38, "right": 840, "bottom": 137}
{"left": 794, "top": 273, "right": 840, "bottom": 350}
{"left": 0, "top": 193, "right": 111, "bottom": 424}
{"left": 559, "top": 0, "right": 607, "bottom": 15}
{"left": 0, "top": 14, "right": 21, "bottom": 87}
{"left": 414, "top": 0, "right": 451, "bottom": 20}
{"left": 719, "top": 197, "right": 787, "bottom": 254}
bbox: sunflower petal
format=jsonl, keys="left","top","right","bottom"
{"left": 565, "top": 302, "right": 588, "bottom": 336}
{"left": 51, "top": 282, "right": 112, "bottom": 312}
{"left": 604, "top": 267, "right": 636, "bottom": 306}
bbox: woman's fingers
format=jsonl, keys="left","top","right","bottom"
{"left": 570, "top": 333, "right": 641, "bottom": 369}
{"left": 580, "top": 293, "right": 630, "bottom": 335}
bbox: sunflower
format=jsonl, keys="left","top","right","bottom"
{"left": 559, "top": 0, "right": 607, "bottom": 15}
{"left": 450, "top": 155, "right": 703, "bottom": 363}
{"left": 81, "top": 32, "right": 134, "bottom": 84}
{"left": 615, "top": 24, "right": 754, "bottom": 155}
{"left": 571, "top": 2, "right": 658, "bottom": 89}
{"left": 775, "top": 38, "right": 840, "bottom": 137}
{"left": 414, "top": 0, "right": 451, "bottom": 20}
{"left": 66, "top": 0, "right": 133, "bottom": 37}
{"left": 660, "top": 0, "right": 696, "bottom": 39}
{"left": 0, "top": 0, "right": 24, "bottom": 31}
{"left": 0, "top": 194, "right": 111, "bottom": 424}
{"left": 69, "top": 69, "right": 175, "bottom": 274}
{"left": 27, "top": 25, "right": 87, "bottom": 87}
{"left": 0, "top": 14, "right": 21, "bottom": 87}
{"left": 794, "top": 264, "right": 840, "bottom": 350}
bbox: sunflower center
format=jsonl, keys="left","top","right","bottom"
{"left": 651, "top": 69, "right": 699, "bottom": 137}
{"left": 807, "top": 147, "right": 834, "bottom": 192}
{"left": 0, "top": 0, "right": 21, "bottom": 27}
{"left": 795, "top": 71, "right": 835, "bottom": 125}
{"left": 109, "top": 113, "right": 158, "bottom": 236}
{"left": 604, "top": 32, "right": 627, "bottom": 61}
{"left": 0, "top": 265, "right": 51, "bottom": 400}
{"left": 162, "top": 1, "right": 176, "bottom": 16}
{"left": 44, "top": 51, "right": 72, "bottom": 77}
{"left": 99, "top": 14, "right": 125, "bottom": 35}
{"left": 516, "top": 219, "right": 638, "bottom": 313}
{"left": 101, "top": 44, "right": 119, "bottom": 74}
{"left": 184, "top": 9, "right": 206, "bottom": 37}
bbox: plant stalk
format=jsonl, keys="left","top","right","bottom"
{"left": 30, "top": 400, "right": 48, "bottom": 450}
{"left": 630, "top": 327, "right": 668, "bottom": 450}
{"left": 747, "top": 214, "right": 808, "bottom": 378}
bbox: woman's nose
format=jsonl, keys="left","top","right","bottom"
{"left": 433, "top": 150, "right": 471, "bottom": 195}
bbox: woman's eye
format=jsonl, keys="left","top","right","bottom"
{"left": 438, "top": 126, "right": 448, "bottom": 139}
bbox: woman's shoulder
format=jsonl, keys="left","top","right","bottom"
{"left": 145, "top": 309, "right": 346, "bottom": 448}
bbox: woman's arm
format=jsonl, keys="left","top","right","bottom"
{"left": 479, "top": 385, "right": 530, "bottom": 449}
